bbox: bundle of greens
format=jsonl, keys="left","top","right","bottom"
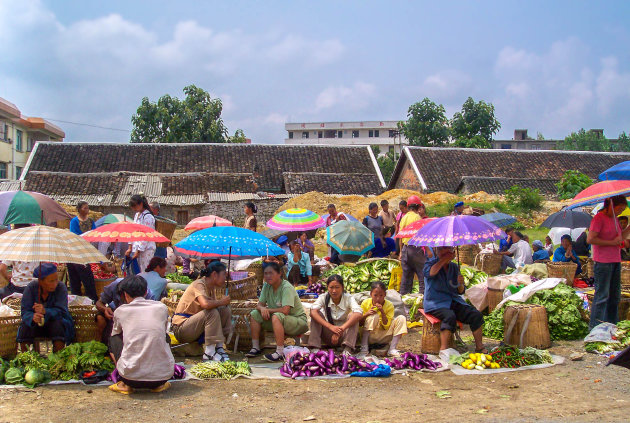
{"left": 584, "top": 320, "right": 630, "bottom": 354}
{"left": 459, "top": 266, "right": 489, "bottom": 288}
{"left": 322, "top": 259, "right": 399, "bottom": 293}
{"left": 402, "top": 295, "right": 424, "bottom": 321}
{"left": 166, "top": 273, "right": 193, "bottom": 284}
{"left": 483, "top": 284, "right": 589, "bottom": 341}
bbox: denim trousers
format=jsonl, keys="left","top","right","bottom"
{"left": 589, "top": 261, "right": 621, "bottom": 329}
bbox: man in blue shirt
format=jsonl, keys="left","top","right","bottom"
{"left": 423, "top": 246, "right": 485, "bottom": 352}
{"left": 498, "top": 227, "right": 514, "bottom": 252}
{"left": 532, "top": 240, "right": 550, "bottom": 262}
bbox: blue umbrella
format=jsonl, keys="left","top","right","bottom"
{"left": 174, "top": 226, "right": 284, "bottom": 259}
{"left": 479, "top": 212, "right": 517, "bottom": 228}
{"left": 599, "top": 161, "right": 630, "bottom": 181}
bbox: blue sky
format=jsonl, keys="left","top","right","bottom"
{"left": 1, "top": 0, "right": 629, "bottom": 143}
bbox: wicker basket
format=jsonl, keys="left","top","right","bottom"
{"left": 421, "top": 313, "right": 453, "bottom": 355}
{"left": 546, "top": 262, "right": 578, "bottom": 284}
{"left": 455, "top": 245, "right": 480, "bottom": 267}
{"left": 587, "top": 289, "right": 630, "bottom": 321}
{"left": 69, "top": 305, "right": 98, "bottom": 343}
{"left": 3, "top": 297, "right": 22, "bottom": 311}
{"left": 215, "top": 274, "right": 258, "bottom": 301}
{"left": 248, "top": 262, "right": 264, "bottom": 286}
{"left": 225, "top": 300, "right": 259, "bottom": 352}
{"left": 0, "top": 314, "right": 21, "bottom": 358}
{"left": 586, "top": 259, "right": 594, "bottom": 278}
{"left": 474, "top": 253, "right": 502, "bottom": 276}
{"left": 155, "top": 217, "right": 177, "bottom": 248}
{"left": 503, "top": 303, "right": 551, "bottom": 349}
{"left": 487, "top": 287, "right": 504, "bottom": 312}
{"left": 622, "top": 262, "right": 630, "bottom": 288}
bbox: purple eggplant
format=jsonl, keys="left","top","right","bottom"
{"left": 308, "top": 353, "right": 316, "bottom": 362}
{"left": 314, "top": 357, "right": 326, "bottom": 369}
{"left": 328, "top": 349, "right": 335, "bottom": 365}
{"left": 341, "top": 355, "right": 348, "bottom": 372}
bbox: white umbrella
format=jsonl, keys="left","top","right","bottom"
{"left": 547, "top": 227, "right": 587, "bottom": 245}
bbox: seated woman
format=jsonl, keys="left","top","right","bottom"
{"left": 172, "top": 262, "right": 232, "bottom": 362}
{"left": 307, "top": 275, "right": 362, "bottom": 356}
{"left": 359, "top": 281, "right": 407, "bottom": 357}
{"left": 287, "top": 241, "right": 313, "bottom": 286}
{"left": 552, "top": 234, "right": 582, "bottom": 275}
{"left": 108, "top": 276, "right": 174, "bottom": 394}
{"left": 531, "top": 240, "right": 550, "bottom": 262}
{"left": 297, "top": 231, "right": 315, "bottom": 261}
{"left": 423, "top": 247, "right": 485, "bottom": 352}
{"left": 367, "top": 227, "right": 396, "bottom": 258}
{"left": 17, "top": 263, "right": 74, "bottom": 353}
{"left": 247, "top": 262, "right": 308, "bottom": 362}
{"left": 139, "top": 257, "right": 168, "bottom": 300}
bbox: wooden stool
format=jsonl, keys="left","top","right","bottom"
{"left": 419, "top": 309, "right": 462, "bottom": 354}
{"left": 32, "top": 337, "right": 53, "bottom": 355}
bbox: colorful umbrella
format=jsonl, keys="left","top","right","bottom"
{"left": 326, "top": 220, "right": 374, "bottom": 256}
{"left": 599, "top": 161, "right": 630, "bottom": 181}
{"left": 174, "top": 226, "right": 284, "bottom": 260}
{"left": 408, "top": 215, "right": 505, "bottom": 248}
{"left": 185, "top": 215, "right": 233, "bottom": 231}
{"left": 479, "top": 212, "right": 517, "bottom": 228}
{"left": 394, "top": 218, "right": 437, "bottom": 239}
{"left": 81, "top": 222, "right": 169, "bottom": 243}
{"left": 591, "top": 202, "right": 630, "bottom": 217}
{"left": 267, "top": 208, "right": 325, "bottom": 231}
{"left": 540, "top": 209, "right": 592, "bottom": 229}
{"left": 95, "top": 214, "right": 129, "bottom": 227}
{"left": 0, "top": 190, "right": 71, "bottom": 226}
{"left": 566, "top": 180, "right": 630, "bottom": 210}
{"left": 321, "top": 213, "right": 359, "bottom": 223}
{"left": 0, "top": 226, "right": 108, "bottom": 264}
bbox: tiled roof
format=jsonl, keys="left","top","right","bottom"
{"left": 282, "top": 172, "right": 381, "bottom": 195}
{"left": 390, "top": 147, "right": 630, "bottom": 193}
{"left": 25, "top": 172, "right": 126, "bottom": 195}
{"left": 161, "top": 173, "right": 257, "bottom": 195}
{"left": 27, "top": 143, "right": 384, "bottom": 193}
{"left": 455, "top": 177, "right": 559, "bottom": 195}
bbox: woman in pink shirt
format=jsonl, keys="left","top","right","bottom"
{"left": 587, "top": 195, "right": 630, "bottom": 329}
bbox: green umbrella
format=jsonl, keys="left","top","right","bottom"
{"left": 0, "top": 190, "right": 71, "bottom": 225}
{"left": 326, "top": 220, "right": 375, "bottom": 256}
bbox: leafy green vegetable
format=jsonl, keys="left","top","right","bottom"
{"left": 4, "top": 367, "right": 24, "bottom": 385}
{"left": 322, "top": 259, "right": 398, "bottom": 293}
{"left": 0, "top": 358, "right": 8, "bottom": 384}
{"left": 24, "top": 369, "right": 51, "bottom": 387}
{"left": 166, "top": 272, "right": 193, "bottom": 284}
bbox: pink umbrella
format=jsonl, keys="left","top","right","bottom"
{"left": 185, "top": 215, "right": 233, "bottom": 231}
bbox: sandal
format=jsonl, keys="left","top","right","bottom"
{"left": 202, "top": 352, "right": 226, "bottom": 362}
{"left": 245, "top": 348, "right": 262, "bottom": 358}
{"left": 216, "top": 347, "right": 230, "bottom": 361}
{"left": 263, "top": 352, "right": 284, "bottom": 362}
{"left": 475, "top": 347, "right": 489, "bottom": 354}
{"left": 151, "top": 382, "right": 171, "bottom": 393}
{"left": 108, "top": 381, "right": 133, "bottom": 395}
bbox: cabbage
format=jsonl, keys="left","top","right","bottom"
{"left": 4, "top": 367, "right": 24, "bottom": 385}
{"left": 24, "top": 368, "right": 51, "bottom": 387}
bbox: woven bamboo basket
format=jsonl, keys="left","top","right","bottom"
{"left": 225, "top": 300, "right": 258, "bottom": 352}
{"left": 215, "top": 274, "right": 258, "bottom": 301}
{"left": 3, "top": 297, "right": 22, "bottom": 311}
{"left": 503, "top": 303, "right": 551, "bottom": 349}
{"left": 69, "top": 305, "right": 98, "bottom": 343}
{"left": 474, "top": 253, "right": 502, "bottom": 276}
{"left": 487, "top": 287, "right": 504, "bottom": 312}
{"left": 247, "top": 262, "right": 264, "bottom": 286}
{"left": 587, "top": 289, "right": 630, "bottom": 321}
{"left": 0, "top": 313, "right": 21, "bottom": 358}
{"left": 155, "top": 217, "right": 177, "bottom": 248}
{"left": 546, "top": 262, "right": 578, "bottom": 284}
{"left": 586, "top": 259, "right": 594, "bottom": 278}
{"left": 455, "top": 245, "right": 480, "bottom": 267}
{"left": 621, "top": 262, "right": 630, "bottom": 288}
{"left": 421, "top": 313, "right": 453, "bottom": 355}
{"left": 80, "top": 277, "right": 115, "bottom": 298}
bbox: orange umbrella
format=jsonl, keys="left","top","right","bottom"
{"left": 185, "top": 215, "right": 232, "bottom": 231}
{"left": 81, "top": 222, "right": 169, "bottom": 243}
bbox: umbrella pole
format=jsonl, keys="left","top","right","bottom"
{"left": 456, "top": 245, "right": 460, "bottom": 267}
{"left": 227, "top": 246, "right": 232, "bottom": 285}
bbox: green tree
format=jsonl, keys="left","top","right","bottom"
{"left": 450, "top": 97, "right": 501, "bottom": 148}
{"left": 131, "top": 85, "right": 245, "bottom": 143}
{"left": 504, "top": 185, "right": 543, "bottom": 212}
{"left": 371, "top": 146, "right": 396, "bottom": 184}
{"left": 613, "top": 132, "right": 630, "bottom": 152}
{"left": 556, "top": 170, "right": 593, "bottom": 200}
{"left": 398, "top": 98, "right": 450, "bottom": 146}
{"left": 559, "top": 128, "right": 610, "bottom": 151}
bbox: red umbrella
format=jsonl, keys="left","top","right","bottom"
{"left": 185, "top": 215, "right": 232, "bottom": 231}
{"left": 81, "top": 222, "right": 169, "bottom": 243}
{"left": 395, "top": 218, "right": 437, "bottom": 239}
{"left": 567, "top": 180, "right": 630, "bottom": 210}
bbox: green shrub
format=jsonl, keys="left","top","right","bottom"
{"left": 556, "top": 170, "right": 593, "bottom": 200}
{"left": 504, "top": 185, "right": 543, "bottom": 212}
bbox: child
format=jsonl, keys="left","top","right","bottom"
{"left": 359, "top": 281, "right": 407, "bottom": 357}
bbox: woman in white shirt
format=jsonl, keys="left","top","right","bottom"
{"left": 307, "top": 275, "right": 363, "bottom": 356}
{"left": 108, "top": 275, "right": 174, "bottom": 394}
{"left": 125, "top": 195, "right": 156, "bottom": 274}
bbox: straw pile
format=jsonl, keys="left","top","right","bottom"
{"left": 60, "top": 204, "right": 104, "bottom": 221}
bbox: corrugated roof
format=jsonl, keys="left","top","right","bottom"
{"left": 0, "top": 180, "right": 22, "bottom": 191}
{"left": 206, "top": 193, "right": 298, "bottom": 202}
{"left": 46, "top": 194, "right": 116, "bottom": 207}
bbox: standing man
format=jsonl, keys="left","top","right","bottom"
{"left": 150, "top": 202, "right": 167, "bottom": 259}
{"left": 379, "top": 200, "right": 396, "bottom": 236}
{"left": 399, "top": 195, "right": 428, "bottom": 295}
{"left": 587, "top": 195, "right": 630, "bottom": 329}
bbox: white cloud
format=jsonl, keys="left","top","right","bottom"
{"left": 315, "top": 82, "right": 376, "bottom": 111}
{"left": 420, "top": 70, "right": 473, "bottom": 100}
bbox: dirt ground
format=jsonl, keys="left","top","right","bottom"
{"left": 1, "top": 329, "right": 628, "bottom": 423}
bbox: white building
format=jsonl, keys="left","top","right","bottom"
{"left": 284, "top": 121, "right": 408, "bottom": 155}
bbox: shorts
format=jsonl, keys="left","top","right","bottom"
{"left": 250, "top": 310, "right": 308, "bottom": 336}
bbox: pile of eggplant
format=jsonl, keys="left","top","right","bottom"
{"left": 279, "top": 350, "right": 374, "bottom": 379}
{"left": 383, "top": 352, "right": 442, "bottom": 371}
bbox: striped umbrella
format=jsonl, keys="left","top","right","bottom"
{"left": 81, "top": 222, "right": 169, "bottom": 243}
{"left": 0, "top": 226, "right": 108, "bottom": 264}
{"left": 185, "top": 215, "right": 233, "bottom": 231}
{"left": 267, "top": 208, "right": 325, "bottom": 231}
{"left": 567, "top": 180, "right": 630, "bottom": 209}
{"left": 0, "top": 190, "right": 71, "bottom": 226}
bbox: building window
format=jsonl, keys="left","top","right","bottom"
{"left": 318, "top": 131, "right": 323, "bottom": 138}
{"left": 176, "top": 210, "right": 189, "bottom": 225}
{"left": 27, "top": 137, "right": 36, "bottom": 152}
{"left": 374, "top": 130, "right": 379, "bottom": 137}
{"left": 3, "top": 124, "right": 8, "bottom": 142}
{"left": 500, "top": 144, "right": 512, "bottom": 149}
{"left": 302, "top": 131, "right": 309, "bottom": 139}
{"left": 531, "top": 144, "right": 541, "bottom": 150}
{"left": 389, "top": 130, "right": 396, "bottom": 138}
{"left": 337, "top": 130, "right": 342, "bottom": 138}
{"left": 15, "top": 166, "right": 23, "bottom": 179}
{"left": 288, "top": 132, "right": 293, "bottom": 139}
{"left": 15, "top": 130, "right": 22, "bottom": 151}
{"left": 369, "top": 130, "right": 374, "bottom": 137}
{"left": 352, "top": 130, "right": 359, "bottom": 138}
{"left": 0, "top": 163, "right": 6, "bottom": 179}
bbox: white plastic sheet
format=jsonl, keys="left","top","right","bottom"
{"left": 495, "top": 278, "right": 563, "bottom": 309}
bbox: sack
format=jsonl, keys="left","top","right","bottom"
{"left": 584, "top": 322, "right": 618, "bottom": 343}
{"left": 464, "top": 283, "right": 488, "bottom": 312}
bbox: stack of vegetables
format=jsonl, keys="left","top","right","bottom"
{"left": 452, "top": 346, "right": 553, "bottom": 370}
{"left": 279, "top": 350, "right": 374, "bottom": 378}
{"left": 321, "top": 260, "right": 400, "bottom": 294}
{"left": 459, "top": 266, "right": 489, "bottom": 288}
{"left": 383, "top": 352, "right": 442, "bottom": 371}
{"left": 585, "top": 320, "right": 630, "bottom": 354}
{"left": 483, "top": 284, "right": 589, "bottom": 341}
{"left": 402, "top": 295, "right": 424, "bottom": 322}
{"left": 455, "top": 352, "right": 500, "bottom": 370}
{"left": 0, "top": 341, "right": 114, "bottom": 387}
{"left": 166, "top": 273, "right": 193, "bottom": 284}
{"left": 190, "top": 361, "right": 251, "bottom": 380}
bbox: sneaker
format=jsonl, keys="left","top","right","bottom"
{"left": 245, "top": 348, "right": 262, "bottom": 358}
{"left": 263, "top": 352, "right": 284, "bottom": 362}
